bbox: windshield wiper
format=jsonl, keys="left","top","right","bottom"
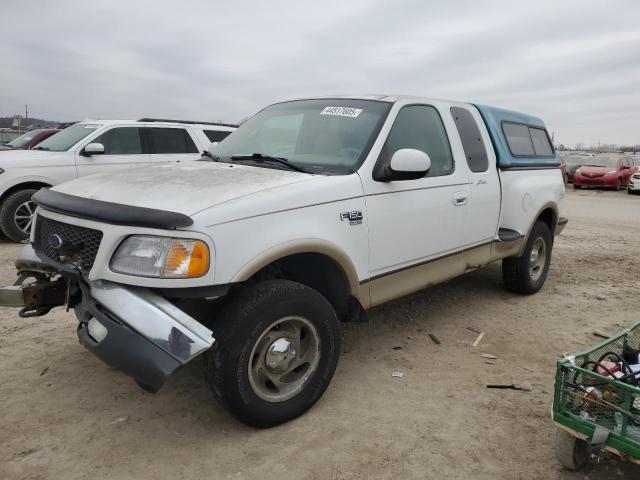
{"left": 33, "top": 146, "right": 49, "bottom": 151}
{"left": 231, "top": 153, "right": 311, "bottom": 173}
{"left": 200, "top": 150, "right": 220, "bottom": 161}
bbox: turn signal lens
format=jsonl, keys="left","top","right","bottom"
{"left": 163, "top": 239, "right": 209, "bottom": 277}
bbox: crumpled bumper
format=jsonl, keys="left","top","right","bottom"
{"left": 74, "top": 279, "right": 215, "bottom": 391}
{"left": 2, "top": 245, "right": 215, "bottom": 392}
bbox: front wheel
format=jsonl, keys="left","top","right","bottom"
{"left": 205, "top": 279, "right": 341, "bottom": 427}
{"left": 502, "top": 220, "right": 553, "bottom": 294}
{"left": 0, "top": 189, "right": 38, "bottom": 242}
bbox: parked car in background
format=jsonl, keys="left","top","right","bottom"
{"left": 0, "top": 119, "right": 236, "bottom": 241}
{"left": 628, "top": 168, "right": 640, "bottom": 195}
{"left": 0, "top": 128, "right": 60, "bottom": 151}
{"left": 560, "top": 160, "right": 568, "bottom": 184}
{"left": 562, "top": 154, "right": 594, "bottom": 183}
{"left": 573, "top": 154, "right": 638, "bottom": 191}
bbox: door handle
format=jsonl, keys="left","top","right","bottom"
{"left": 452, "top": 191, "right": 469, "bottom": 206}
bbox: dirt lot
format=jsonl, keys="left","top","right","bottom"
{"left": 1, "top": 189, "right": 639, "bottom": 480}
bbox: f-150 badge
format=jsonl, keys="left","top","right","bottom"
{"left": 340, "top": 211, "right": 363, "bottom": 226}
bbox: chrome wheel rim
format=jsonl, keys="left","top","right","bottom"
{"left": 14, "top": 200, "right": 36, "bottom": 234}
{"left": 248, "top": 316, "right": 321, "bottom": 403}
{"left": 528, "top": 237, "right": 547, "bottom": 282}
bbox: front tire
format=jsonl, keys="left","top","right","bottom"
{"left": 205, "top": 280, "right": 341, "bottom": 428}
{"left": 502, "top": 220, "right": 553, "bottom": 294}
{"left": 0, "top": 189, "right": 38, "bottom": 242}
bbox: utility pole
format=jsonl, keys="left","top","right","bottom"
{"left": 24, "top": 104, "right": 28, "bottom": 121}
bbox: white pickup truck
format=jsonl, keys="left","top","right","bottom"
{"left": 0, "top": 95, "right": 567, "bottom": 427}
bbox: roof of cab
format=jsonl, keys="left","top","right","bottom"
{"left": 273, "top": 95, "right": 560, "bottom": 168}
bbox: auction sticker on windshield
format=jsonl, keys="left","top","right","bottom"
{"left": 320, "top": 106, "right": 363, "bottom": 118}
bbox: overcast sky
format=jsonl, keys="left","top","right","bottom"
{"left": 2, "top": 1, "right": 639, "bottom": 147}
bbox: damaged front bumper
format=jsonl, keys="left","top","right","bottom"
{"left": 1, "top": 246, "right": 215, "bottom": 392}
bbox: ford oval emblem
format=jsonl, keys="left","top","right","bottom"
{"left": 48, "top": 234, "right": 63, "bottom": 250}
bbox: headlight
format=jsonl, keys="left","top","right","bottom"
{"left": 604, "top": 170, "right": 617, "bottom": 177}
{"left": 111, "top": 235, "right": 209, "bottom": 278}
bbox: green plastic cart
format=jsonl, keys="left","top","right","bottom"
{"left": 553, "top": 321, "right": 640, "bottom": 470}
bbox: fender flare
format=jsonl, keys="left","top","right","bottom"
{"left": 230, "top": 238, "right": 362, "bottom": 301}
{"left": 518, "top": 201, "right": 559, "bottom": 256}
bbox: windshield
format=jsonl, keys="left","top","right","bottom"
{"left": 34, "top": 123, "right": 99, "bottom": 151}
{"left": 6, "top": 130, "right": 45, "bottom": 148}
{"left": 584, "top": 156, "right": 620, "bottom": 168}
{"left": 209, "top": 99, "right": 391, "bottom": 174}
{"left": 563, "top": 156, "right": 587, "bottom": 166}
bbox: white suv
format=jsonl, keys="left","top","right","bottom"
{"left": 0, "top": 119, "right": 236, "bottom": 241}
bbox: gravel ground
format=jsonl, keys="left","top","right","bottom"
{"left": 1, "top": 188, "right": 639, "bottom": 480}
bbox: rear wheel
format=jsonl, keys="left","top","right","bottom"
{"left": 0, "top": 189, "right": 38, "bottom": 242}
{"left": 205, "top": 279, "right": 341, "bottom": 427}
{"left": 554, "top": 429, "right": 590, "bottom": 471}
{"left": 573, "top": 184, "right": 581, "bottom": 190}
{"left": 502, "top": 220, "right": 553, "bottom": 294}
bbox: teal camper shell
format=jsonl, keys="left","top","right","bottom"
{"left": 474, "top": 104, "right": 560, "bottom": 169}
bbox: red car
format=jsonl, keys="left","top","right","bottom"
{"left": 573, "top": 154, "right": 638, "bottom": 191}
{"left": 0, "top": 128, "right": 60, "bottom": 151}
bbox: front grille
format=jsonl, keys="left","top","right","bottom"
{"left": 33, "top": 216, "right": 103, "bottom": 272}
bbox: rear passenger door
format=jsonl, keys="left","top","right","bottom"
{"left": 146, "top": 127, "right": 201, "bottom": 163}
{"left": 450, "top": 106, "right": 501, "bottom": 255}
{"left": 76, "top": 126, "right": 149, "bottom": 176}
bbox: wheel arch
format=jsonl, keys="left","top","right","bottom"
{"left": 519, "top": 202, "right": 558, "bottom": 255}
{"left": 230, "top": 239, "right": 365, "bottom": 318}
{"left": 0, "top": 181, "right": 51, "bottom": 203}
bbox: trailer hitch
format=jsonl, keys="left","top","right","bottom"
{"left": 0, "top": 278, "right": 67, "bottom": 318}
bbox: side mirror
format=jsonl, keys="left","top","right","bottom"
{"left": 375, "top": 149, "right": 431, "bottom": 181}
{"left": 82, "top": 143, "right": 105, "bottom": 156}
{"left": 622, "top": 165, "right": 630, "bottom": 170}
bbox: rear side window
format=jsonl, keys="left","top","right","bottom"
{"left": 149, "top": 128, "right": 198, "bottom": 154}
{"left": 380, "top": 105, "right": 454, "bottom": 176}
{"left": 529, "top": 127, "right": 554, "bottom": 156}
{"left": 93, "top": 127, "right": 143, "bottom": 155}
{"left": 503, "top": 123, "right": 534, "bottom": 156}
{"left": 503, "top": 122, "right": 554, "bottom": 157}
{"left": 451, "top": 107, "right": 488, "bottom": 172}
{"left": 204, "top": 130, "right": 232, "bottom": 142}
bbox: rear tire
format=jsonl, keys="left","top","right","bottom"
{"left": 205, "top": 279, "right": 341, "bottom": 428}
{"left": 502, "top": 220, "right": 553, "bottom": 295}
{"left": 573, "top": 185, "right": 581, "bottom": 190}
{"left": 0, "top": 189, "right": 38, "bottom": 242}
{"left": 554, "top": 429, "right": 590, "bottom": 471}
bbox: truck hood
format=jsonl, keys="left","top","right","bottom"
{"left": 51, "top": 161, "right": 316, "bottom": 216}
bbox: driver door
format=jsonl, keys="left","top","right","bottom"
{"left": 76, "top": 126, "right": 150, "bottom": 176}
{"left": 360, "top": 103, "right": 470, "bottom": 306}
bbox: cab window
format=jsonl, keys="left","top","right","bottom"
{"left": 92, "top": 127, "right": 143, "bottom": 155}
{"left": 378, "top": 105, "right": 454, "bottom": 176}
